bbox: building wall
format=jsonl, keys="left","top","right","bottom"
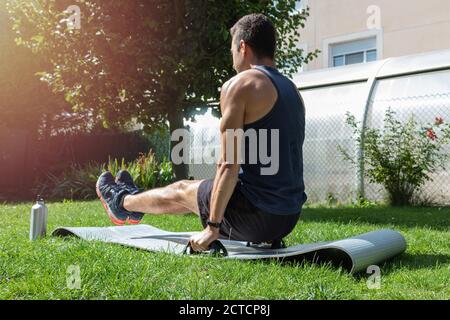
{"left": 299, "top": 0, "right": 450, "bottom": 71}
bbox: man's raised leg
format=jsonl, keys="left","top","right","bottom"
{"left": 123, "top": 179, "right": 204, "bottom": 216}
{"left": 96, "top": 171, "right": 205, "bottom": 226}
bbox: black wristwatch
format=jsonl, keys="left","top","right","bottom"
{"left": 206, "top": 219, "right": 222, "bottom": 229}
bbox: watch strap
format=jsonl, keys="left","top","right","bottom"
{"left": 206, "top": 219, "right": 222, "bottom": 229}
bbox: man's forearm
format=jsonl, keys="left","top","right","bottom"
{"left": 209, "top": 163, "right": 239, "bottom": 224}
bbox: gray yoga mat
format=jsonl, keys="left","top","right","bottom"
{"left": 52, "top": 224, "right": 407, "bottom": 273}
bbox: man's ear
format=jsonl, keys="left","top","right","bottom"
{"left": 239, "top": 39, "right": 246, "bottom": 55}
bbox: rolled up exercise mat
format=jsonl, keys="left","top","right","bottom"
{"left": 52, "top": 224, "right": 407, "bottom": 273}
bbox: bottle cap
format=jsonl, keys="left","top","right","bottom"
{"left": 36, "top": 195, "right": 44, "bottom": 203}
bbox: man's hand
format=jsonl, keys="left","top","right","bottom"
{"left": 189, "top": 227, "right": 220, "bottom": 252}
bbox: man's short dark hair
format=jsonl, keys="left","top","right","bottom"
{"left": 230, "top": 13, "right": 276, "bottom": 60}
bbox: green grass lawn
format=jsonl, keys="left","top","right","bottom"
{"left": 0, "top": 200, "right": 448, "bottom": 300}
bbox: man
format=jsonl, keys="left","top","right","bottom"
{"left": 96, "top": 13, "right": 307, "bottom": 252}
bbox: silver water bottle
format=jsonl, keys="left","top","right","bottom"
{"left": 30, "top": 195, "right": 48, "bottom": 241}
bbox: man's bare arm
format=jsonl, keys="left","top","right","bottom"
{"left": 208, "top": 78, "right": 247, "bottom": 228}
{"left": 188, "top": 77, "right": 247, "bottom": 251}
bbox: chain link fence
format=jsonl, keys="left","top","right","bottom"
{"left": 187, "top": 125, "right": 220, "bottom": 180}
{"left": 186, "top": 70, "right": 450, "bottom": 206}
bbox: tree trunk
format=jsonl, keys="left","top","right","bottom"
{"left": 168, "top": 109, "right": 189, "bottom": 180}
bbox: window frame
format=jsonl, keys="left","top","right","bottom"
{"left": 332, "top": 47, "right": 378, "bottom": 67}
{"left": 323, "top": 29, "right": 383, "bottom": 68}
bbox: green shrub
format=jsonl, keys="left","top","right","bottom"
{"left": 158, "top": 158, "right": 174, "bottom": 187}
{"left": 34, "top": 151, "right": 174, "bottom": 201}
{"left": 106, "top": 151, "right": 174, "bottom": 190}
{"left": 33, "top": 163, "right": 102, "bottom": 201}
{"left": 338, "top": 108, "right": 450, "bottom": 206}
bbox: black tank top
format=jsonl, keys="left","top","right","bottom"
{"left": 237, "top": 65, "right": 308, "bottom": 215}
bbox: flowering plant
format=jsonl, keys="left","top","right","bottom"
{"left": 338, "top": 108, "right": 450, "bottom": 206}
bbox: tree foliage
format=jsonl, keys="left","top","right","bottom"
{"left": 0, "top": 2, "right": 80, "bottom": 138}
{"left": 6, "top": 0, "right": 317, "bottom": 177}
{"left": 7, "top": 0, "right": 316, "bottom": 127}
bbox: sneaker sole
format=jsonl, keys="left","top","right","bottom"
{"left": 128, "top": 218, "right": 142, "bottom": 225}
{"left": 95, "top": 180, "right": 127, "bottom": 226}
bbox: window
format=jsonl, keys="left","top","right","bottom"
{"left": 333, "top": 55, "right": 345, "bottom": 67}
{"left": 330, "top": 37, "right": 378, "bottom": 67}
{"left": 346, "top": 52, "right": 365, "bottom": 65}
{"left": 366, "top": 49, "right": 377, "bottom": 62}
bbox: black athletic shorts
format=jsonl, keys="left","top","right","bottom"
{"left": 197, "top": 179, "right": 301, "bottom": 243}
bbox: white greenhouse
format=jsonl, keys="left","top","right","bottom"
{"left": 187, "top": 48, "right": 450, "bottom": 205}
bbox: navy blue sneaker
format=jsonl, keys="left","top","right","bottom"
{"left": 96, "top": 171, "right": 133, "bottom": 225}
{"left": 115, "top": 170, "right": 144, "bottom": 225}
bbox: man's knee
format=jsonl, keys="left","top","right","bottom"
{"left": 172, "top": 180, "right": 191, "bottom": 191}
{"left": 167, "top": 179, "right": 202, "bottom": 213}
{"left": 165, "top": 180, "right": 193, "bottom": 202}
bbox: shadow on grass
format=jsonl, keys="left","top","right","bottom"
{"left": 301, "top": 207, "right": 450, "bottom": 231}
{"left": 350, "top": 252, "right": 450, "bottom": 280}
{"left": 389, "top": 252, "right": 450, "bottom": 270}
{"left": 264, "top": 251, "right": 450, "bottom": 277}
